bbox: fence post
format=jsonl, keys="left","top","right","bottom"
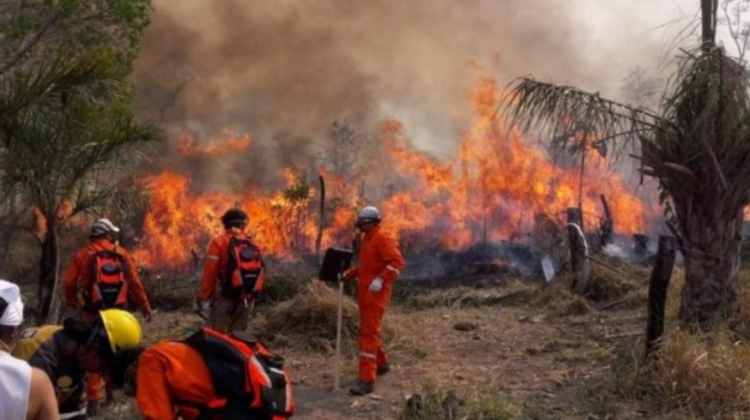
{"left": 645, "top": 235, "right": 677, "bottom": 359}
{"left": 567, "top": 208, "right": 590, "bottom": 295}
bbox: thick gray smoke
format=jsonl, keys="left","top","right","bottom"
{"left": 134, "top": 0, "right": 689, "bottom": 152}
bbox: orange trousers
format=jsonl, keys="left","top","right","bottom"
{"left": 357, "top": 295, "right": 389, "bottom": 383}
{"left": 82, "top": 312, "right": 105, "bottom": 402}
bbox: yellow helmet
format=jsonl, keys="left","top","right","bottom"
{"left": 98, "top": 309, "right": 143, "bottom": 354}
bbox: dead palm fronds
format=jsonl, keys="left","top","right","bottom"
{"left": 502, "top": 0, "right": 750, "bottom": 329}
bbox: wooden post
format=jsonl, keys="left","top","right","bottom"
{"left": 315, "top": 175, "right": 326, "bottom": 264}
{"left": 645, "top": 235, "right": 677, "bottom": 359}
{"left": 634, "top": 234, "right": 649, "bottom": 258}
{"left": 599, "top": 195, "right": 613, "bottom": 247}
{"left": 567, "top": 208, "right": 590, "bottom": 295}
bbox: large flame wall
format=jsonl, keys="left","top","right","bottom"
{"left": 132, "top": 73, "right": 654, "bottom": 270}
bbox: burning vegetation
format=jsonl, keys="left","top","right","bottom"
{"left": 131, "top": 71, "right": 657, "bottom": 273}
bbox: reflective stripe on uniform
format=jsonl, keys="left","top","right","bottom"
{"left": 206, "top": 255, "right": 220, "bottom": 261}
{"left": 359, "top": 352, "right": 377, "bottom": 359}
{"left": 386, "top": 265, "right": 400, "bottom": 275}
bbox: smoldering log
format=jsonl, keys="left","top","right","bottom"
{"left": 645, "top": 235, "right": 676, "bottom": 359}
{"left": 566, "top": 208, "right": 591, "bottom": 295}
{"left": 599, "top": 195, "right": 613, "bottom": 247}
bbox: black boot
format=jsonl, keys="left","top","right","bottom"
{"left": 377, "top": 365, "right": 391, "bottom": 376}
{"left": 349, "top": 382, "right": 374, "bottom": 396}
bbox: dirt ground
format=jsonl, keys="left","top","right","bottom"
{"left": 94, "top": 283, "right": 660, "bottom": 420}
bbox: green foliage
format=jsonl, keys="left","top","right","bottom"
{"left": 0, "top": 0, "right": 153, "bottom": 76}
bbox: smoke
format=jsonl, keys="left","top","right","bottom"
{"left": 134, "top": 0, "right": 686, "bottom": 152}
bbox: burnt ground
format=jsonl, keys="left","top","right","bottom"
{"left": 92, "top": 281, "right": 681, "bottom": 420}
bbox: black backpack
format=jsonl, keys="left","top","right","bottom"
{"left": 176, "top": 328, "right": 295, "bottom": 420}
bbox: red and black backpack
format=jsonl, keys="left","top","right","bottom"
{"left": 84, "top": 247, "right": 130, "bottom": 312}
{"left": 221, "top": 237, "right": 265, "bottom": 301}
{"left": 178, "top": 328, "right": 295, "bottom": 420}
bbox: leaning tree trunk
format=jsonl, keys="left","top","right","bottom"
{"left": 678, "top": 209, "right": 743, "bottom": 330}
{"left": 37, "top": 216, "right": 60, "bottom": 325}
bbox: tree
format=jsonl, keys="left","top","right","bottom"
{"left": 0, "top": 56, "right": 163, "bottom": 322}
{"left": 0, "top": 0, "right": 162, "bottom": 323}
{"left": 0, "top": 0, "right": 151, "bottom": 77}
{"left": 504, "top": 0, "right": 748, "bottom": 330}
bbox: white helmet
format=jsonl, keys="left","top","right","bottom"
{"left": 91, "top": 218, "right": 120, "bottom": 237}
{"left": 357, "top": 206, "right": 381, "bottom": 226}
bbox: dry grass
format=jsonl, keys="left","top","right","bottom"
{"left": 253, "top": 281, "right": 360, "bottom": 351}
{"left": 585, "top": 255, "right": 650, "bottom": 305}
{"left": 399, "top": 388, "right": 515, "bottom": 420}
{"left": 394, "top": 281, "right": 538, "bottom": 311}
{"left": 606, "top": 328, "right": 750, "bottom": 419}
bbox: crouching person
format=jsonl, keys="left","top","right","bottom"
{"left": 137, "top": 327, "right": 295, "bottom": 420}
{"left": 12, "top": 309, "right": 144, "bottom": 419}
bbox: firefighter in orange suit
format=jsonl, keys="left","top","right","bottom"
{"left": 61, "top": 218, "right": 152, "bottom": 410}
{"left": 199, "top": 209, "right": 267, "bottom": 334}
{"left": 135, "top": 329, "right": 294, "bottom": 420}
{"left": 343, "top": 206, "right": 405, "bottom": 396}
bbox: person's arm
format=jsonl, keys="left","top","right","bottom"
{"left": 199, "top": 239, "right": 223, "bottom": 302}
{"left": 136, "top": 348, "right": 176, "bottom": 420}
{"left": 122, "top": 251, "right": 152, "bottom": 320}
{"left": 376, "top": 234, "right": 405, "bottom": 284}
{"left": 27, "top": 367, "right": 60, "bottom": 420}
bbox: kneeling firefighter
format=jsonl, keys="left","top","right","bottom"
{"left": 12, "top": 309, "right": 144, "bottom": 419}
{"left": 136, "top": 327, "right": 295, "bottom": 420}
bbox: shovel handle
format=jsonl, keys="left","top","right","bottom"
{"left": 333, "top": 279, "right": 345, "bottom": 391}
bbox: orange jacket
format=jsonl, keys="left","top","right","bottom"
{"left": 136, "top": 340, "right": 218, "bottom": 420}
{"left": 344, "top": 225, "right": 405, "bottom": 295}
{"left": 62, "top": 238, "right": 150, "bottom": 310}
{"left": 199, "top": 229, "right": 266, "bottom": 302}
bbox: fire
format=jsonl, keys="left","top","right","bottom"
{"left": 178, "top": 131, "right": 253, "bottom": 158}
{"left": 31, "top": 200, "right": 78, "bottom": 240}
{"left": 133, "top": 69, "right": 655, "bottom": 271}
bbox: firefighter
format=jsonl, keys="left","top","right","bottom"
{"left": 11, "top": 308, "right": 144, "bottom": 419}
{"left": 61, "top": 217, "right": 152, "bottom": 409}
{"left": 342, "top": 206, "right": 405, "bottom": 396}
{"left": 135, "top": 328, "right": 294, "bottom": 420}
{"left": 199, "top": 209, "right": 267, "bottom": 334}
{"left": 0, "top": 280, "right": 60, "bottom": 420}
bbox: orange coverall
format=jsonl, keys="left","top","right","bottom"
{"left": 62, "top": 238, "right": 151, "bottom": 402}
{"left": 136, "top": 340, "right": 219, "bottom": 420}
{"left": 200, "top": 229, "right": 266, "bottom": 333}
{"left": 344, "top": 225, "right": 405, "bottom": 383}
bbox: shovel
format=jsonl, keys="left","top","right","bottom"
{"left": 334, "top": 274, "right": 345, "bottom": 391}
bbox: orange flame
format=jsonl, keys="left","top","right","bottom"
{"left": 178, "top": 131, "right": 253, "bottom": 158}
{"left": 133, "top": 69, "right": 656, "bottom": 270}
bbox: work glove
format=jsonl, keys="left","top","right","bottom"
{"left": 369, "top": 277, "right": 384, "bottom": 293}
{"left": 200, "top": 301, "right": 212, "bottom": 312}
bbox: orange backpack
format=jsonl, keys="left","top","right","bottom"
{"left": 84, "top": 247, "right": 129, "bottom": 311}
{"left": 221, "top": 237, "right": 265, "bottom": 301}
{"left": 178, "top": 328, "right": 295, "bottom": 420}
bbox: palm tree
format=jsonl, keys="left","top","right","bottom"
{"left": 504, "top": 0, "right": 747, "bottom": 330}
{"left": 0, "top": 50, "right": 164, "bottom": 323}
